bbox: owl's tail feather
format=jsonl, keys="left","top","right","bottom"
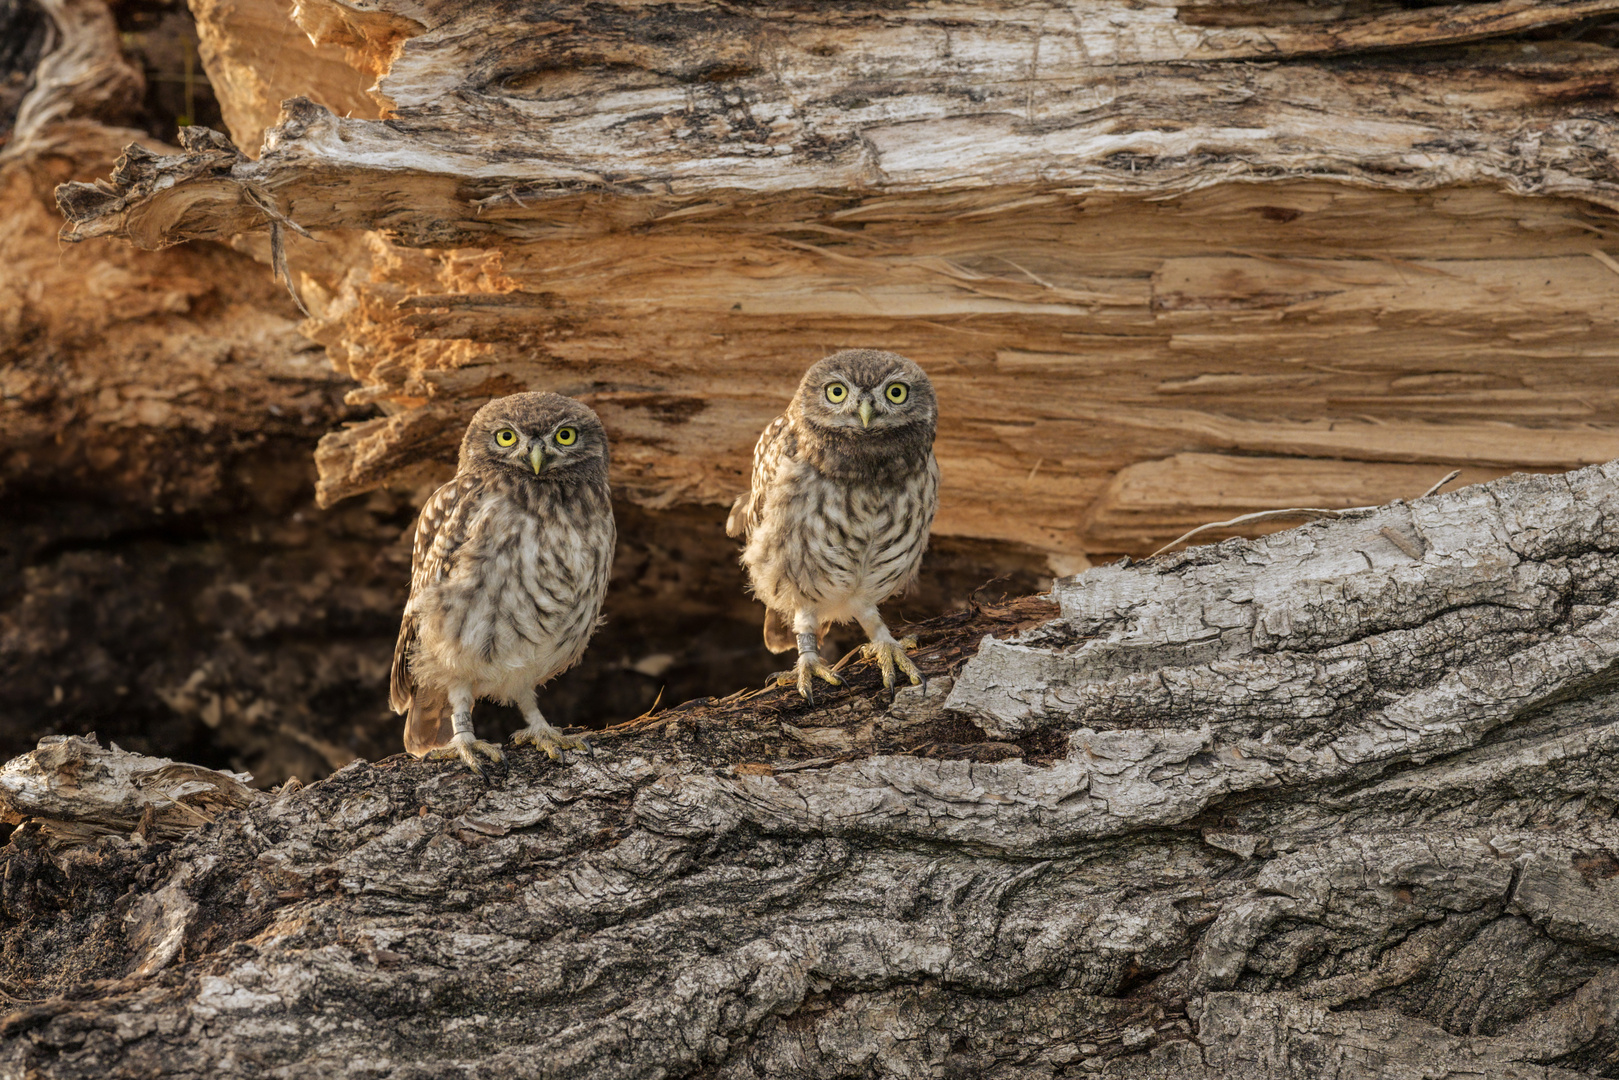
{"left": 763, "top": 609, "right": 830, "bottom": 655}
{"left": 763, "top": 608, "right": 795, "bottom": 653}
{"left": 403, "top": 686, "right": 453, "bottom": 756}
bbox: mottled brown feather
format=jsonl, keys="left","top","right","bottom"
{"left": 729, "top": 349, "right": 939, "bottom": 652}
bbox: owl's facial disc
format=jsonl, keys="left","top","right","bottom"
{"left": 818, "top": 375, "right": 880, "bottom": 432}
{"left": 822, "top": 378, "right": 909, "bottom": 433}
{"left": 795, "top": 351, "right": 932, "bottom": 449}
{"left": 488, "top": 423, "right": 543, "bottom": 474}
{"left": 500, "top": 421, "right": 594, "bottom": 478}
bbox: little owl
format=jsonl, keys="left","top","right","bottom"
{"left": 390, "top": 392, "right": 614, "bottom": 773}
{"left": 727, "top": 349, "right": 939, "bottom": 701}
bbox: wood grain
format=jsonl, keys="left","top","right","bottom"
{"left": 51, "top": 0, "right": 1619, "bottom": 563}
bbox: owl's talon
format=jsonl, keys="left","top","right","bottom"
{"left": 774, "top": 656, "right": 843, "bottom": 702}
{"left": 512, "top": 725, "right": 591, "bottom": 762}
{"left": 861, "top": 637, "right": 925, "bottom": 691}
{"left": 424, "top": 732, "right": 506, "bottom": 775}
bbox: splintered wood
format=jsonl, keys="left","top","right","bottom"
{"left": 0, "top": 735, "right": 265, "bottom": 847}
{"left": 51, "top": 0, "right": 1619, "bottom": 563}
{"left": 307, "top": 186, "right": 1619, "bottom": 561}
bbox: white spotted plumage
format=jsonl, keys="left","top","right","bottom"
{"left": 402, "top": 485, "right": 608, "bottom": 706}
{"left": 736, "top": 437, "right": 937, "bottom": 625}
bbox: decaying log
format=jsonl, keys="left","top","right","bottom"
{"left": 9, "top": 1, "right": 972, "bottom": 785}
{"left": 5, "top": 464, "right": 1619, "bottom": 1077}
{"left": 51, "top": 0, "right": 1619, "bottom": 228}
{"left": 0, "top": 736, "right": 264, "bottom": 847}
{"left": 48, "top": 0, "right": 1619, "bottom": 566}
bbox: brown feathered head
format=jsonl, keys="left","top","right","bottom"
{"left": 461, "top": 392, "right": 610, "bottom": 487}
{"left": 787, "top": 349, "right": 937, "bottom": 480}
{"left": 793, "top": 349, "right": 937, "bottom": 437}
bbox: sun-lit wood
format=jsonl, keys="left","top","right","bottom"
{"left": 53, "top": 0, "right": 1619, "bottom": 564}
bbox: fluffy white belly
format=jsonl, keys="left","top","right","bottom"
{"left": 411, "top": 514, "right": 601, "bottom": 703}
{"left": 417, "top": 626, "right": 580, "bottom": 703}
{"left": 748, "top": 476, "right": 930, "bottom": 618}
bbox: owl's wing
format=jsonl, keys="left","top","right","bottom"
{"left": 389, "top": 476, "right": 482, "bottom": 714}
{"left": 725, "top": 414, "right": 791, "bottom": 541}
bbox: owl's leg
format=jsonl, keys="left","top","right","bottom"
{"left": 423, "top": 687, "right": 506, "bottom": 776}
{"left": 855, "top": 608, "right": 924, "bottom": 691}
{"left": 773, "top": 608, "right": 844, "bottom": 703}
{"left": 511, "top": 688, "right": 591, "bottom": 761}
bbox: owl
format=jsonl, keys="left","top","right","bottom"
{"left": 726, "top": 349, "right": 940, "bottom": 702}
{"left": 389, "top": 392, "right": 615, "bottom": 774}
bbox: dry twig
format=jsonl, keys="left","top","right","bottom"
{"left": 1148, "top": 468, "right": 1465, "bottom": 558}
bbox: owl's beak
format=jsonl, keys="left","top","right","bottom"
{"left": 858, "top": 400, "right": 874, "bottom": 429}
{"left": 530, "top": 445, "right": 546, "bottom": 474}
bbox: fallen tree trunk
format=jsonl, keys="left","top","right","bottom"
{"left": 5, "top": 464, "right": 1619, "bottom": 1077}
{"left": 50, "top": 0, "right": 1619, "bottom": 565}
{"left": 21, "top": 0, "right": 1619, "bottom": 789}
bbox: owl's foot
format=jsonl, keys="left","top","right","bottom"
{"left": 861, "top": 636, "right": 924, "bottom": 691}
{"left": 424, "top": 731, "right": 506, "bottom": 776}
{"left": 772, "top": 655, "right": 844, "bottom": 704}
{"left": 512, "top": 724, "right": 591, "bottom": 761}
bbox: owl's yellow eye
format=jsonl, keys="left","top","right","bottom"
{"left": 554, "top": 427, "right": 578, "bottom": 446}
{"left": 495, "top": 429, "right": 518, "bottom": 447}
{"left": 885, "top": 383, "right": 909, "bottom": 404}
{"left": 825, "top": 383, "right": 848, "bottom": 404}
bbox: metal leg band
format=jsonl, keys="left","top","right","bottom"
{"left": 451, "top": 713, "right": 474, "bottom": 737}
{"left": 796, "top": 631, "right": 818, "bottom": 656}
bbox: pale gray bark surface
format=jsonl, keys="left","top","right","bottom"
{"left": 52, "top": 0, "right": 1619, "bottom": 250}
{"left": 4, "top": 464, "right": 1619, "bottom": 1078}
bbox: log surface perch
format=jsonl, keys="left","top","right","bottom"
{"left": 5, "top": 464, "right": 1619, "bottom": 1077}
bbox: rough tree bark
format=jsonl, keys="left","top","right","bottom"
{"left": 51, "top": 0, "right": 1619, "bottom": 565}
{"left": 4, "top": 464, "right": 1619, "bottom": 1078}
{"left": 15, "top": 10, "right": 1619, "bottom": 1069}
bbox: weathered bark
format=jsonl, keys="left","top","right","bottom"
{"left": 14, "top": 10, "right": 1619, "bottom": 1068}
{"left": 0, "top": 736, "right": 263, "bottom": 847}
{"left": 48, "top": 0, "right": 1619, "bottom": 566}
{"left": 4, "top": 464, "right": 1619, "bottom": 1077}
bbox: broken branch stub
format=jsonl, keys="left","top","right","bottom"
{"left": 3, "top": 464, "right": 1619, "bottom": 1076}
{"left": 56, "top": 124, "right": 251, "bottom": 248}
{"left": 0, "top": 735, "right": 264, "bottom": 847}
